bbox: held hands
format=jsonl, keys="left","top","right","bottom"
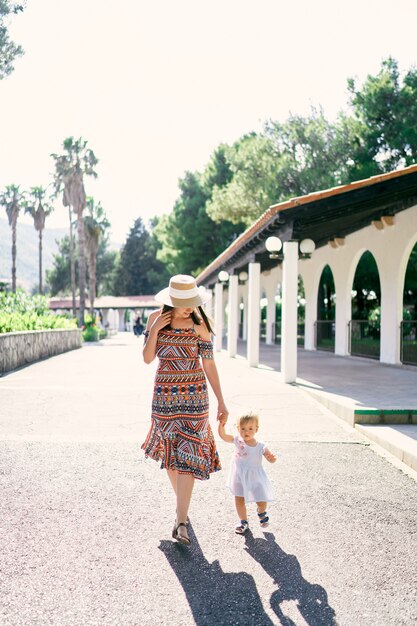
{"left": 217, "top": 402, "right": 229, "bottom": 423}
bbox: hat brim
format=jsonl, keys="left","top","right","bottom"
{"left": 155, "top": 285, "right": 212, "bottom": 308}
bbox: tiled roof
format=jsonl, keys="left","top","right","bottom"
{"left": 197, "top": 163, "right": 417, "bottom": 284}
{"left": 49, "top": 295, "right": 158, "bottom": 309}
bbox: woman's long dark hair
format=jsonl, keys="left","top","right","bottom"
{"left": 161, "top": 304, "right": 214, "bottom": 334}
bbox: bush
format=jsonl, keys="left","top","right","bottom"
{"left": 82, "top": 315, "right": 99, "bottom": 342}
{"left": 0, "top": 291, "right": 77, "bottom": 333}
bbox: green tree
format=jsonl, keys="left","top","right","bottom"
{"left": 83, "top": 197, "right": 110, "bottom": 317}
{"left": 348, "top": 57, "right": 417, "bottom": 172}
{"left": 51, "top": 137, "right": 98, "bottom": 325}
{"left": 206, "top": 134, "right": 278, "bottom": 226}
{"left": 46, "top": 236, "right": 78, "bottom": 296}
{"left": 24, "top": 186, "right": 54, "bottom": 294}
{"left": 0, "top": 184, "right": 25, "bottom": 292}
{"left": 0, "top": 1, "right": 24, "bottom": 79}
{"left": 206, "top": 111, "right": 356, "bottom": 226}
{"left": 157, "top": 154, "right": 245, "bottom": 274}
{"left": 113, "top": 217, "right": 169, "bottom": 296}
{"left": 46, "top": 235, "right": 117, "bottom": 298}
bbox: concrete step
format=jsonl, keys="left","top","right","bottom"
{"left": 355, "top": 424, "right": 417, "bottom": 472}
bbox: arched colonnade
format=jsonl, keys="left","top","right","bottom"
{"left": 205, "top": 202, "right": 417, "bottom": 378}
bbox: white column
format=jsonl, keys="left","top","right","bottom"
{"left": 205, "top": 288, "right": 215, "bottom": 320}
{"left": 281, "top": 241, "right": 298, "bottom": 383}
{"left": 227, "top": 274, "right": 239, "bottom": 357}
{"left": 380, "top": 265, "right": 402, "bottom": 364}
{"left": 214, "top": 283, "right": 224, "bottom": 352}
{"left": 334, "top": 279, "right": 350, "bottom": 356}
{"left": 303, "top": 279, "right": 316, "bottom": 350}
{"left": 113, "top": 310, "right": 120, "bottom": 332}
{"left": 118, "top": 308, "right": 126, "bottom": 331}
{"left": 242, "top": 291, "right": 248, "bottom": 340}
{"left": 247, "top": 262, "right": 261, "bottom": 367}
{"left": 265, "top": 284, "right": 276, "bottom": 345}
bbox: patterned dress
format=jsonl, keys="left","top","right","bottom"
{"left": 141, "top": 327, "right": 221, "bottom": 480}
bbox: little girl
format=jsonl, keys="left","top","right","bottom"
{"left": 218, "top": 413, "right": 277, "bottom": 535}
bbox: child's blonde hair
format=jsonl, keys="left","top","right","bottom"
{"left": 237, "top": 413, "right": 259, "bottom": 429}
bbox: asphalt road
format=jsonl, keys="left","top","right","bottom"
{"left": 1, "top": 333, "right": 416, "bottom": 626}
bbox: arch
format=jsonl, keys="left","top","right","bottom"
{"left": 401, "top": 239, "right": 417, "bottom": 364}
{"left": 351, "top": 251, "right": 381, "bottom": 320}
{"left": 350, "top": 250, "right": 381, "bottom": 359}
{"left": 399, "top": 232, "right": 417, "bottom": 312}
{"left": 315, "top": 264, "right": 336, "bottom": 352}
{"left": 317, "top": 265, "right": 336, "bottom": 320}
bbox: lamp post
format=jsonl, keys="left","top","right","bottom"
{"left": 265, "top": 236, "right": 315, "bottom": 382}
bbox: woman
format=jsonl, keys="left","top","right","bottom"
{"left": 141, "top": 274, "right": 228, "bottom": 545}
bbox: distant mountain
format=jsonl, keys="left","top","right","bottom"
{"left": 0, "top": 218, "right": 121, "bottom": 292}
{"left": 0, "top": 218, "right": 68, "bottom": 291}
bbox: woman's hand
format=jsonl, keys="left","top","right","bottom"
{"left": 217, "top": 402, "right": 229, "bottom": 422}
{"left": 150, "top": 311, "right": 171, "bottom": 334}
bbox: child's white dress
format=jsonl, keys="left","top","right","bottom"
{"left": 228, "top": 436, "right": 275, "bottom": 503}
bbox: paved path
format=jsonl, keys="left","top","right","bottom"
{"left": 1, "top": 333, "right": 417, "bottom": 626}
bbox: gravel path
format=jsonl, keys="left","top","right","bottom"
{"left": 1, "top": 333, "right": 416, "bottom": 626}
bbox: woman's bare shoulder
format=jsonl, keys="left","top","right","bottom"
{"left": 195, "top": 318, "right": 211, "bottom": 341}
{"left": 146, "top": 310, "right": 160, "bottom": 326}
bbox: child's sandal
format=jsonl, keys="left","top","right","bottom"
{"left": 258, "top": 511, "right": 269, "bottom": 528}
{"left": 235, "top": 520, "right": 249, "bottom": 535}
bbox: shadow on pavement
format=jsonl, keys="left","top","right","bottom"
{"left": 159, "top": 524, "right": 275, "bottom": 626}
{"left": 244, "top": 532, "right": 338, "bottom": 626}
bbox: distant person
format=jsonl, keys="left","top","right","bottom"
{"left": 141, "top": 274, "right": 228, "bottom": 546}
{"left": 218, "top": 413, "right": 276, "bottom": 535}
{"left": 133, "top": 316, "right": 144, "bottom": 336}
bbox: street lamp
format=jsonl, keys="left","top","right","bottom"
{"left": 238, "top": 270, "right": 248, "bottom": 283}
{"left": 299, "top": 238, "right": 315, "bottom": 258}
{"left": 218, "top": 270, "right": 229, "bottom": 283}
{"left": 265, "top": 236, "right": 315, "bottom": 260}
{"left": 265, "top": 236, "right": 283, "bottom": 259}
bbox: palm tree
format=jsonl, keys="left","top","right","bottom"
{"left": 0, "top": 184, "right": 25, "bottom": 292}
{"left": 84, "top": 197, "right": 110, "bottom": 318}
{"left": 51, "top": 137, "right": 98, "bottom": 326}
{"left": 24, "top": 186, "right": 54, "bottom": 294}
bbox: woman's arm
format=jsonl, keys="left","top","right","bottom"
{"left": 196, "top": 319, "right": 229, "bottom": 421}
{"left": 202, "top": 358, "right": 228, "bottom": 421}
{"left": 218, "top": 420, "right": 234, "bottom": 443}
{"left": 142, "top": 310, "right": 171, "bottom": 364}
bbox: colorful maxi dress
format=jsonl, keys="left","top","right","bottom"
{"left": 141, "top": 327, "right": 221, "bottom": 480}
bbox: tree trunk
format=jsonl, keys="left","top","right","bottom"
{"left": 77, "top": 208, "right": 86, "bottom": 327}
{"left": 38, "top": 229, "right": 43, "bottom": 294}
{"left": 68, "top": 207, "right": 77, "bottom": 318}
{"left": 89, "top": 252, "right": 96, "bottom": 319}
{"left": 11, "top": 224, "right": 16, "bottom": 292}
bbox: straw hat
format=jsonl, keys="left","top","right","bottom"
{"left": 155, "top": 274, "right": 212, "bottom": 308}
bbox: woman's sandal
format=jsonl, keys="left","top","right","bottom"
{"left": 258, "top": 511, "right": 269, "bottom": 528}
{"left": 235, "top": 520, "right": 249, "bottom": 535}
{"left": 172, "top": 522, "right": 191, "bottom": 545}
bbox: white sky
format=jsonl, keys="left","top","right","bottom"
{"left": 1, "top": 0, "right": 417, "bottom": 243}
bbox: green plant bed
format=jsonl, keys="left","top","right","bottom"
{"left": 350, "top": 338, "right": 380, "bottom": 358}
{"left": 81, "top": 315, "right": 102, "bottom": 342}
{"left": 402, "top": 342, "right": 417, "bottom": 365}
{"left": 0, "top": 291, "right": 77, "bottom": 333}
{"left": 317, "top": 338, "right": 335, "bottom": 352}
